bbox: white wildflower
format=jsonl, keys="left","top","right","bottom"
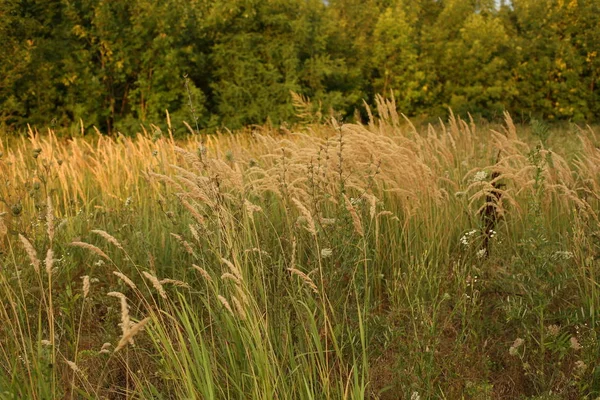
{"left": 460, "top": 229, "right": 478, "bottom": 247}
{"left": 476, "top": 248, "right": 487, "bottom": 259}
{"left": 350, "top": 197, "right": 362, "bottom": 206}
{"left": 320, "top": 248, "right": 333, "bottom": 258}
{"left": 570, "top": 336, "right": 582, "bottom": 350}
{"left": 575, "top": 360, "right": 587, "bottom": 373}
{"left": 509, "top": 338, "right": 524, "bottom": 356}
{"left": 473, "top": 171, "right": 488, "bottom": 182}
{"left": 553, "top": 251, "right": 574, "bottom": 260}
{"left": 547, "top": 325, "right": 560, "bottom": 337}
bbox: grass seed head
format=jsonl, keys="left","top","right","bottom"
{"left": 114, "top": 317, "right": 151, "bottom": 353}
{"left": 70, "top": 241, "right": 110, "bottom": 260}
{"left": 19, "top": 234, "right": 40, "bottom": 274}
{"left": 217, "top": 295, "right": 234, "bottom": 316}
{"left": 288, "top": 268, "right": 319, "bottom": 294}
{"left": 221, "top": 258, "right": 242, "bottom": 280}
{"left": 107, "top": 292, "right": 130, "bottom": 336}
{"left": 92, "top": 229, "right": 123, "bottom": 250}
{"left": 344, "top": 194, "right": 364, "bottom": 237}
{"left": 65, "top": 360, "right": 81, "bottom": 373}
{"left": 231, "top": 296, "right": 247, "bottom": 320}
{"left": 159, "top": 278, "right": 190, "bottom": 289}
{"left": 82, "top": 275, "right": 90, "bottom": 298}
{"left": 221, "top": 272, "right": 241, "bottom": 285}
{"left": 46, "top": 197, "right": 55, "bottom": 243}
{"left": 45, "top": 248, "right": 55, "bottom": 275}
{"left": 142, "top": 271, "right": 168, "bottom": 299}
{"left": 113, "top": 271, "right": 137, "bottom": 290}
{"left": 192, "top": 264, "right": 213, "bottom": 282}
{"left": 291, "top": 198, "right": 317, "bottom": 236}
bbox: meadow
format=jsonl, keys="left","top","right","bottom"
{"left": 1, "top": 100, "right": 599, "bottom": 399}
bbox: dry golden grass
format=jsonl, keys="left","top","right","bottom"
{"left": 2, "top": 104, "right": 597, "bottom": 234}
{"left": 142, "top": 271, "right": 168, "bottom": 299}
{"left": 1, "top": 104, "right": 600, "bottom": 399}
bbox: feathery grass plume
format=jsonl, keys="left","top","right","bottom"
{"left": 45, "top": 248, "right": 54, "bottom": 275}
{"left": 189, "top": 224, "right": 200, "bottom": 243}
{"left": 170, "top": 233, "right": 196, "bottom": 256}
{"left": 19, "top": 234, "right": 40, "bottom": 273}
{"left": 107, "top": 292, "right": 130, "bottom": 338}
{"left": 170, "top": 164, "right": 208, "bottom": 186}
{"left": 173, "top": 145, "right": 202, "bottom": 165}
{"left": 192, "top": 264, "right": 213, "bottom": 282}
{"left": 0, "top": 214, "right": 7, "bottom": 238}
{"left": 114, "top": 317, "right": 151, "bottom": 353}
{"left": 221, "top": 272, "right": 241, "bottom": 285}
{"left": 82, "top": 275, "right": 90, "bottom": 298}
{"left": 288, "top": 268, "right": 319, "bottom": 294}
{"left": 291, "top": 198, "right": 317, "bottom": 236}
{"left": 343, "top": 195, "right": 364, "bottom": 237}
{"left": 70, "top": 241, "right": 110, "bottom": 260}
{"left": 46, "top": 196, "right": 54, "bottom": 243}
{"left": 290, "top": 238, "right": 297, "bottom": 270}
{"left": 376, "top": 210, "right": 394, "bottom": 218}
{"left": 142, "top": 271, "right": 168, "bottom": 299}
{"left": 221, "top": 258, "right": 242, "bottom": 280}
{"left": 91, "top": 229, "right": 123, "bottom": 250}
{"left": 159, "top": 278, "right": 190, "bottom": 289}
{"left": 99, "top": 343, "right": 111, "bottom": 354}
{"left": 235, "top": 285, "right": 249, "bottom": 307}
{"left": 231, "top": 296, "right": 247, "bottom": 320}
{"left": 244, "top": 199, "right": 262, "bottom": 222}
{"left": 244, "top": 248, "right": 270, "bottom": 258}
{"left": 174, "top": 175, "right": 215, "bottom": 206}
{"left": 177, "top": 196, "right": 207, "bottom": 227}
{"left": 217, "top": 295, "right": 235, "bottom": 316}
{"left": 364, "top": 193, "right": 378, "bottom": 220}
{"left": 65, "top": 360, "right": 81, "bottom": 373}
{"left": 146, "top": 171, "right": 184, "bottom": 192}
{"left": 113, "top": 271, "right": 137, "bottom": 290}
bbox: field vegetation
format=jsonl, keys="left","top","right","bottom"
{"left": 2, "top": 0, "right": 599, "bottom": 133}
{"left": 1, "top": 99, "right": 599, "bottom": 399}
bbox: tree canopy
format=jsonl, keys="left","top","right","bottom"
{"left": 1, "top": 0, "right": 598, "bottom": 134}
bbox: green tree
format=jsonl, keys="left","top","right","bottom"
{"left": 62, "top": 0, "right": 209, "bottom": 133}
{"left": 445, "top": 11, "right": 516, "bottom": 117}
{"left": 0, "top": 0, "right": 72, "bottom": 128}
{"left": 208, "top": 0, "right": 301, "bottom": 128}
{"left": 371, "top": 3, "right": 420, "bottom": 113}
{"left": 509, "top": 0, "right": 600, "bottom": 121}
{"left": 208, "top": 0, "right": 354, "bottom": 128}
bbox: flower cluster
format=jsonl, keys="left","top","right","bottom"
{"left": 460, "top": 229, "right": 478, "bottom": 247}
{"left": 509, "top": 338, "right": 524, "bottom": 356}
{"left": 472, "top": 170, "right": 488, "bottom": 182}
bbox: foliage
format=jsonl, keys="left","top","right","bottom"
{"left": 0, "top": 0, "right": 599, "bottom": 133}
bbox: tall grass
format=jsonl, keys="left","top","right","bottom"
{"left": 0, "top": 103, "right": 599, "bottom": 399}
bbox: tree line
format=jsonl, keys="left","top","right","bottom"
{"left": 1, "top": 0, "right": 598, "bottom": 134}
